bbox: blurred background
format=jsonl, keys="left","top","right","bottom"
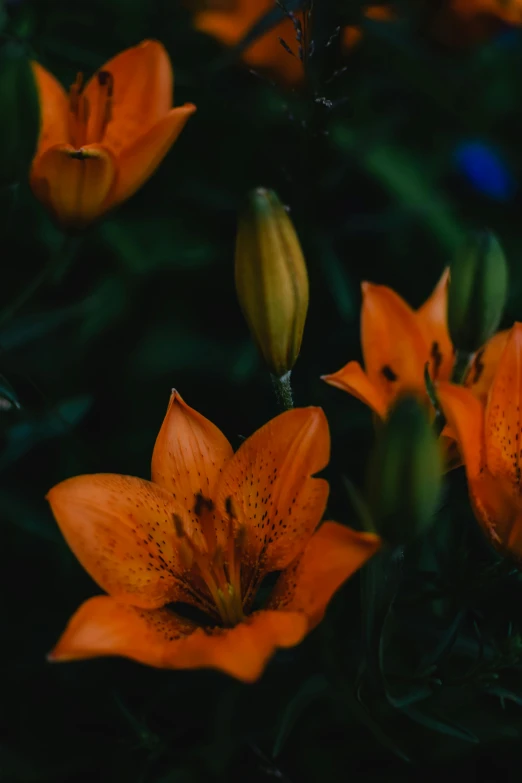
{"left": 3, "top": 0, "right": 522, "bottom": 780}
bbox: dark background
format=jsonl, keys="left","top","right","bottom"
{"left": 3, "top": 0, "right": 522, "bottom": 780}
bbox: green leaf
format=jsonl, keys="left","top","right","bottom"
{"left": 272, "top": 674, "right": 329, "bottom": 758}
{"left": 401, "top": 705, "right": 479, "bottom": 744}
{"left": 0, "top": 395, "right": 91, "bottom": 470}
{"left": 0, "top": 372, "right": 20, "bottom": 410}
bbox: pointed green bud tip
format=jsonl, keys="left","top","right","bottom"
{"left": 0, "top": 38, "right": 40, "bottom": 187}
{"left": 366, "top": 395, "right": 443, "bottom": 546}
{"left": 235, "top": 188, "right": 309, "bottom": 378}
{"left": 448, "top": 230, "right": 508, "bottom": 354}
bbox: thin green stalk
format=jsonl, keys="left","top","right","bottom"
{"left": 271, "top": 370, "right": 294, "bottom": 411}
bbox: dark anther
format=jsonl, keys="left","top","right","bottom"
{"left": 172, "top": 514, "right": 185, "bottom": 536}
{"left": 97, "top": 70, "right": 114, "bottom": 96}
{"left": 381, "top": 365, "right": 398, "bottom": 382}
{"left": 194, "top": 493, "right": 214, "bottom": 516}
{"left": 430, "top": 341, "right": 443, "bottom": 378}
{"left": 68, "top": 150, "right": 87, "bottom": 160}
{"left": 471, "top": 349, "right": 485, "bottom": 384}
{"left": 225, "top": 496, "right": 236, "bottom": 518}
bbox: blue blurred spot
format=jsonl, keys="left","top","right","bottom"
{"left": 454, "top": 141, "right": 516, "bottom": 201}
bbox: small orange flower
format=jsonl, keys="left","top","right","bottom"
{"left": 438, "top": 323, "right": 522, "bottom": 560}
{"left": 342, "top": 4, "right": 397, "bottom": 50}
{"left": 192, "top": 0, "right": 306, "bottom": 88}
{"left": 31, "top": 40, "right": 196, "bottom": 229}
{"left": 322, "top": 270, "right": 454, "bottom": 419}
{"left": 47, "top": 393, "right": 380, "bottom": 682}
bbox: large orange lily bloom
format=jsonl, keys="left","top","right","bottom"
{"left": 438, "top": 323, "right": 522, "bottom": 560}
{"left": 31, "top": 40, "right": 196, "bottom": 229}
{"left": 322, "top": 270, "right": 454, "bottom": 419}
{"left": 193, "top": 0, "right": 305, "bottom": 88}
{"left": 47, "top": 393, "right": 380, "bottom": 683}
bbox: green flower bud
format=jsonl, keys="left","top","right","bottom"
{"left": 448, "top": 231, "right": 508, "bottom": 354}
{"left": 366, "top": 395, "right": 442, "bottom": 546}
{"left": 0, "top": 38, "right": 39, "bottom": 187}
{"left": 235, "top": 188, "right": 309, "bottom": 378}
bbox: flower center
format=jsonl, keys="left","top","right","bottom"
{"left": 68, "top": 70, "right": 114, "bottom": 149}
{"left": 174, "top": 494, "right": 246, "bottom": 627}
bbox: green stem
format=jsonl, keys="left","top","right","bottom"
{"left": 0, "top": 232, "right": 80, "bottom": 328}
{"left": 451, "top": 349, "right": 473, "bottom": 385}
{"left": 271, "top": 371, "right": 294, "bottom": 411}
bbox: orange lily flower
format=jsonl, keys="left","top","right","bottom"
{"left": 438, "top": 323, "right": 522, "bottom": 560}
{"left": 47, "top": 392, "right": 380, "bottom": 682}
{"left": 342, "top": 4, "right": 397, "bottom": 50}
{"left": 31, "top": 40, "right": 196, "bottom": 229}
{"left": 322, "top": 270, "right": 453, "bottom": 419}
{"left": 192, "top": 0, "right": 305, "bottom": 88}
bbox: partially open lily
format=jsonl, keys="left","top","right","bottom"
{"left": 31, "top": 40, "right": 196, "bottom": 229}
{"left": 193, "top": 0, "right": 306, "bottom": 88}
{"left": 438, "top": 323, "right": 522, "bottom": 560}
{"left": 47, "top": 392, "right": 380, "bottom": 682}
{"left": 322, "top": 270, "right": 453, "bottom": 419}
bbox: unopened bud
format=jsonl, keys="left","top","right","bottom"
{"left": 448, "top": 231, "right": 508, "bottom": 354}
{"left": 235, "top": 188, "right": 309, "bottom": 378}
{"left": 366, "top": 395, "right": 442, "bottom": 546}
{"left": 0, "top": 39, "right": 39, "bottom": 187}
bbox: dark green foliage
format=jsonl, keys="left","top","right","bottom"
{"left": 3, "top": 0, "right": 522, "bottom": 780}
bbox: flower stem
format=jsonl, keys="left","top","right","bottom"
{"left": 0, "top": 232, "right": 80, "bottom": 328}
{"left": 451, "top": 349, "right": 473, "bottom": 385}
{"left": 271, "top": 371, "right": 294, "bottom": 411}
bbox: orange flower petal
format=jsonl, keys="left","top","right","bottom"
{"left": 268, "top": 521, "right": 381, "bottom": 629}
{"left": 151, "top": 390, "right": 233, "bottom": 505}
{"left": 437, "top": 382, "right": 485, "bottom": 480}
{"left": 107, "top": 105, "right": 196, "bottom": 210}
{"left": 47, "top": 474, "right": 199, "bottom": 609}
{"left": 484, "top": 323, "right": 522, "bottom": 489}
{"left": 465, "top": 329, "right": 510, "bottom": 405}
{"left": 322, "top": 360, "right": 388, "bottom": 418}
{"left": 241, "top": 15, "right": 304, "bottom": 88}
{"left": 416, "top": 268, "right": 454, "bottom": 382}
{"left": 361, "top": 281, "right": 428, "bottom": 403}
{"left": 50, "top": 596, "right": 307, "bottom": 683}
{"left": 217, "top": 407, "right": 329, "bottom": 575}
{"left": 84, "top": 40, "right": 174, "bottom": 154}
{"left": 30, "top": 143, "right": 116, "bottom": 228}
{"left": 31, "top": 62, "right": 69, "bottom": 155}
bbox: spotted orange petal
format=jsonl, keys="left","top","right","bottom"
{"left": 30, "top": 143, "right": 116, "bottom": 228}
{"left": 322, "top": 360, "right": 388, "bottom": 418}
{"left": 50, "top": 596, "right": 307, "bottom": 683}
{"left": 31, "top": 62, "right": 69, "bottom": 155}
{"left": 83, "top": 40, "right": 174, "bottom": 154}
{"left": 465, "top": 329, "right": 510, "bottom": 405}
{"left": 152, "top": 390, "right": 233, "bottom": 507}
{"left": 107, "top": 105, "right": 196, "bottom": 211}
{"left": 484, "top": 323, "right": 522, "bottom": 491}
{"left": 416, "top": 268, "right": 454, "bottom": 382}
{"left": 437, "top": 383, "right": 485, "bottom": 481}
{"left": 216, "top": 407, "right": 329, "bottom": 575}
{"left": 268, "top": 521, "right": 381, "bottom": 629}
{"left": 361, "top": 281, "right": 428, "bottom": 403}
{"left": 47, "top": 474, "right": 204, "bottom": 610}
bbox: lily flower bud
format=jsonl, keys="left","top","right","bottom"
{"left": 235, "top": 188, "right": 309, "bottom": 378}
{"left": 0, "top": 39, "right": 39, "bottom": 187}
{"left": 366, "top": 395, "right": 442, "bottom": 546}
{"left": 448, "top": 231, "right": 508, "bottom": 354}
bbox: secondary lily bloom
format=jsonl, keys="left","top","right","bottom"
{"left": 322, "top": 270, "right": 454, "bottom": 419}
{"left": 192, "top": 0, "right": 305, "bottom": 88}
{"left": 438, "top": 323, "right": 522, "bottom": 560}
{"left": 31, "top": 40, "right": 196, "bottom": 229}
{"left": 47, "top": 393, "right": 380, "bottom": 682}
